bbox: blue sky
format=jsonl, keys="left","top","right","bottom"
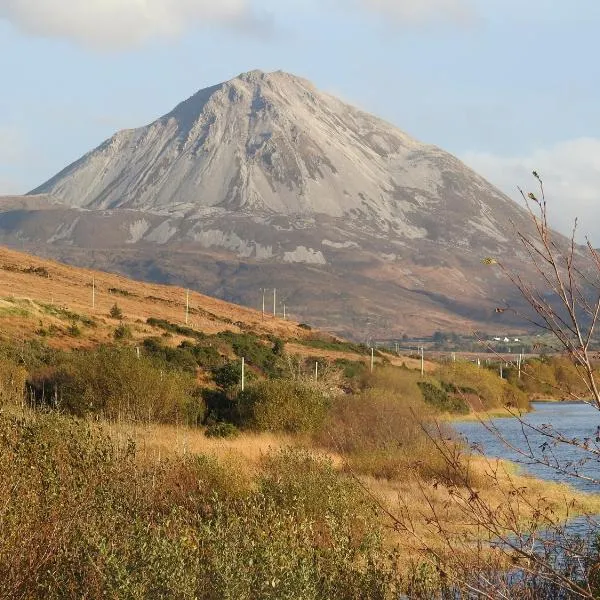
{"left": 1, "top": 0, "right": 599, "bottom": 239}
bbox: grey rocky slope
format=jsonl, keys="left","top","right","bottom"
{"left": 0, "top": 70, "right": 537, "bottom": 337}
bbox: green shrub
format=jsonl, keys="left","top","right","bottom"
{"left": 437, "top": 362, "right": 529, "bottom": 410}
{"left": 204, "top": 421, "right": 240, "bottom": 439}
{"left": 142, "top": 337, "right": 198, "bottom": 373}
{"left": 67, "top": 321, "right": 82, "bottom": 337}
{"left": 417, "top": 381, "right": 469, "bottom": 414}
{"left": 27, "top": 346, "right": 202, "bottom": 424}
{"left": 217, "top": 332, "right": 282, "bottom": 377}
{"left": 238, "top": 379, "right": 330, "bottom": 433}
{"left": 0, "top": 411, "right": 398, "bottom": 599}
{"left": 109, "top": 303, "right": 123, "bottom": 320}
{"left": 113, "top": 323, "right": 132, "bottom": 340}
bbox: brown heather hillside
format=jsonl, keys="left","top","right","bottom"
{"left": 0, "top": 245, "right": 311, "bottom": 346}
{"left": 0, "top": 245, "right": 435, "bottom": 370}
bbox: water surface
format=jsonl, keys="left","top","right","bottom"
{"left": 454, "top": 402, "right": 600, "bottom": 536}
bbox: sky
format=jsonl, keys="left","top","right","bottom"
{"left": 1, "top": 0, "right": 599, "bottom": 241}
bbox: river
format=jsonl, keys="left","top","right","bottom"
{"left": 454, "top": 401, "right": 600, "bottom": 536}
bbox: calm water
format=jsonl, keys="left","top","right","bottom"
{"left": 454, "top": 402, "right": 600, "bottom": 536}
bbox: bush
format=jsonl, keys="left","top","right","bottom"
{"left": 109, "top": 303, "right": 123, "bottom": 320}
{"left": 417, "top": 381, "right": 469, "bottom": 414}
{"left": 0, "top": 411, "right": 398, "bottom": 599}
{"left": 238, "top": 379, "right": 330, "bottom": 433}
{"left": 437, "top": 362, "right": 529, "bottom": 411}
{"left": 27, "top": 346, "right": 203, "bottom": 424}
{"left": 67, "top": 321, "right": 82, "bottom": 337}
{"left": 204, "top": 421, "right": 240, "bottom": 439}
{"left": 217, "top": 332, "right": 283, "bottom": 377}
{"left": 113, "top": 323, "right": 132, "bottom": 340}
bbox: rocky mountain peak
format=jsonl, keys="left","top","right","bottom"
{"left": 7, "top": 70, "right": 543, "bottom": 336}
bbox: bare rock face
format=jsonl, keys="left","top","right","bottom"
{"left": 0, "top": 70, "right": 538, "bottom": 337}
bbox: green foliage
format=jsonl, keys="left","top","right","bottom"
{"left": 212, "top": 362, "right": 242, "bottom": 394}
{"left": 298, "top": 337, "right": 372, "bottom": 355}
{"left": 217, "top": 331, "right": 283, "bottom": 377}
{"left": 146, "top": 317, "right": 206, "bottom": 341}
{"left": 335, "top": 358, "right": 368, "bottom": 381}
{"left": 417, "top": 381, "right": 469, "bottom": 414}
{"left": 142, "top": 337, "right": 198, "bottom": 373}
{"left": 238, "top": 378, "right": 330, "bottom": 433}
{"left": 437, "top": 362, "right": 529, "bottom": 410}
{"left": 67, "top": 321, "right": 82, "bottom": 337}
{"left": 0, "top": 411, "right": 398, "bottom": 599}
{"left": 113, "top": 323, "right": 132, "bottom": 340}
{"left": 109, "top": 303, "right": 123, "bottom": 320}
{"left": 27, "top": 346, "right": 202, "bottom": 424}
{"left": 204, "top": 421, "right": 240, "bottom": 439}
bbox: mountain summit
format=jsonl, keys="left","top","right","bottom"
{"left": 2, "top": 70, "right": 534, "bottom": 336}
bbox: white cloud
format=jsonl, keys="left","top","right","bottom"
{"left": 354, "top": 0, "right": 474, "bottom": 24}
{"left": 0, "top": 0, "right": 256, "bottom": 49}
{"left": 462, "top": 138, "right": 600, "bottom": 244}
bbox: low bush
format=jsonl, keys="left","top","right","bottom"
{"left": 204, "top": 421, "right": 240, "bottom": 439}
{"left": 27, "top": 346, "right": 203, "bottom": 424}
{"left": 437, "top": 362, "right": 529, "bottom": 410}
{"left": 113, "top": 323, "right": 132, "bottom": 340}
{"left": 417, "top": 381, "right": 469, "bottom": 414}
{"left": 318, "top": 385, "right": 475, "bottom": 485}
{"left": 0, "top": 411, "right": 398, "bottom": 599}
{"left": 238, "top": 378, "right": 330, "bottom": 433}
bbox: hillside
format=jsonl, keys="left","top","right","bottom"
{"left": 0, "top": 245, "right": 434, "bottom": 370}
{"left": 0, "top": 70, "right": 541, "bottom": 337}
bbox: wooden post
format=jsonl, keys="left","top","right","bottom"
{"left": 241, "top": 357, "right": 245, "bottom": 392}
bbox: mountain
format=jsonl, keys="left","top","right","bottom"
{"left": 0, "top": 70, "right": 536, "bottom": 338}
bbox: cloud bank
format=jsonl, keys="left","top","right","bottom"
{"left": 462, "top": 138, "right": 600, "bottom": 244}
{"left": 0, "top": 0, "right": 254, "bottom": 49}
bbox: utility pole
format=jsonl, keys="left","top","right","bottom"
{"left": 261, "top": 289, "right": 265, "bottom": 320}
{"left": 370, "top": 347, "right": 374, "bottom": 373}
{"left": 241, "top": 357, "right": 245, "bottom": 392}
{"left": 452, "top": 352, "right": 456, "bottom": 363}
{"left": 500, "top": 363, "right": 504, "bottom": 379}
{"left": 283, "top": 303, "right": 286, "bottom": 320}
{"left": 420, "top": 347, "right": 424, "bottom": 377}
{"left": 185, "top": 290, "right": 190, "bottom": 325}
{"left": 315, "top": 361, "right": 318, "bottom": 381}
{"left": 92, "top": 277, "right": 96, "bottom": 310}
{"left": 273, "top": 288, "right": 277, "bottom": 317}
{"left": 518, "top": 353, "right": 522, "bottom": 380}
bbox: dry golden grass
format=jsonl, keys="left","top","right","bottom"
{"left": 0, "top": 246, "right": 308, "bottom": 348}
{"left": 101, "top": 417, "right": 600, "bottom": 570}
